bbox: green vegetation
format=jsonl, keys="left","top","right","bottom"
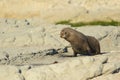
{"left": 55, "top": 20, "right": 120, "bottom": 27}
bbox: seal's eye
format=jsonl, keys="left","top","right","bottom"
{"left": 64, "top": 31, "right": 69, "bottom": 37}
{"left": 64, "top": 32, "right": 67, "bottom": 35}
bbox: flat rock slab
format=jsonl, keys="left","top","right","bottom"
{"left": 0, "top": 48, "right": 120, "bottom": 80}
{"left": 0, "top": 18, "right": 120, "bottom": 80}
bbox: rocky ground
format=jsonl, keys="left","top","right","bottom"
{"left": 0, "top": 18, "right": 120, "bottom": 80}
{"left": 0, "top": 0, "right": 120, "bottom": 80}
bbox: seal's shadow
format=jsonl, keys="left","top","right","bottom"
{"left": 59, "top": 52, "right": 109, "bottom": 57}
{"left": 60, "top": 54, "right": 74, "bottom": 57}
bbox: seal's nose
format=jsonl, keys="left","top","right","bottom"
{"left": 60, "top": 32, "right": 62, "bottom": 38}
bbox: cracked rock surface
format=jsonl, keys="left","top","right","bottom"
{"left": 0, "top": 18, "right": 120, "bottom": 80}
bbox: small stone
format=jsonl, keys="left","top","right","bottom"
{"left": 46, "top": 49, "right": 58, "bottom": 55}
{"left": 5, "top": 54, "right": 9, "bottom": 59}
{"left": 18, "top": 69, "right": 22, "bottom": 74}
{"left": 63, "top": 47, "right": 68, "bottom": 53}
{"left": 53, "top": 61, "right": 58, "bottom": 64}
{"left": 32, "top": 52, "right": 37, "bottom": 56}
{"left": 27, "top": 22, "right": 30, "bottom": 25}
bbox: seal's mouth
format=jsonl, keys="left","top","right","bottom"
{"left": 60, "top": 36, "right": 63, "bottom": 38}
{"left": 60, "top": 34, "right": 66, "bottom": 38}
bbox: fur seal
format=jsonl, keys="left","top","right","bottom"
{"left": 87, "top": 36, "right": 101, "bottom": 54}
{"left": 60, "top": 27, "right": 101, "bottom": 57}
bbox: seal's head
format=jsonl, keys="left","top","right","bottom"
{"left": 60, "top": 28, "right": 71, "bottom": 39}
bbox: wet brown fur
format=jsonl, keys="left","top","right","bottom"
{"left": 87, "top": 36, "right": 101, "bottom": 54}
{"left": 60, "top": 27, "right": 101, "bottom": 57}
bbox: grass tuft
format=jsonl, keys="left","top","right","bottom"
{"left": 55, "top": 20, "right": 120, "bottom": 27}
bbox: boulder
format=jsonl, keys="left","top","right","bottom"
{"left": 24, "top": 56, "right": 120, "bottom": 80}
